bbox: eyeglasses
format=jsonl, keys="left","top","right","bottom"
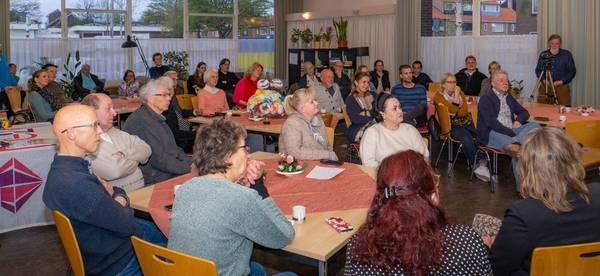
{"left": 445, "top": 81, "right": 457, "bottom": 84}
{"left": 61, "top": 121, "right": 99, "bottom": 133}
{"left": 239, "top": 145, "right": 250, "bottom": 154}
{"left": 153, "top": 93, "right": 171, "bottom": 98}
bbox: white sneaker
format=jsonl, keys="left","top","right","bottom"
{"left": 474, "top": 166, "right": 491, "bottom": 182}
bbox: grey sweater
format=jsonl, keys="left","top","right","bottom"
{"left": 168, "top": 177, "right": 295, "bottom": 276}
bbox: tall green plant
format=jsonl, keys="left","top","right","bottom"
{"left": 60, "top": 51, "right": 81, "bottom": 99}
{"left": 332, "top": 17, "right": 348, "bottom": 41}
{"left": 162, "top": 51, "right": 190, "bottom": 82}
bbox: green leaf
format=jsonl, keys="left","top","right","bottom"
{"left": 300, "top": 162, "right": 308, "bottom": 171}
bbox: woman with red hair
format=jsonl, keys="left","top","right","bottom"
{"left": 233, "top": 62, "right": 263, "bottom": 109}
{"left": 344, "top": 150, "right": 492, "bottom": 275}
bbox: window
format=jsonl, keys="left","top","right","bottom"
{"left": 243, "top": 29, "right": 248, "bottom": 36}
{"left": 260, "top": 27, "right": 267, "bottom": 35}
{"left": 482, "top": 5, "right": 499, "bottom": 12}
{"left": 532, "top": 0, "right": 538, "bottom": 14}
{"left": 463, "top": 3, "right": 472, "bottom": 11}
{"left": 511, "top": 24, "right": 515, "bottom": 32}
{"left": 269, "top": 26, "right": 274, "bottom": 35}
{"left": 484, "top": 23, "right": 488, "bottom": 31}
{"left": 492, "top": 23, "right": 503, "bottom": 33}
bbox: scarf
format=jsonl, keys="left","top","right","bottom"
{"left": 82, "top": 74, "right": 96, "bottom": 90}
{"left": 203, "top": 85, "right": 219, "bottom": 95}
{"left": 34, "top": 84, "right": 63, "bottom": 111}
{"left": 291, "top": 113, "right": 329, "bottom": 150}
{"left": 442, "top": 90, "right": 463, "bottom": 107}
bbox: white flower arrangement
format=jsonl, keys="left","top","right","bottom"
{"left": 247, "top": 79, "right": 286, "bottom": 118}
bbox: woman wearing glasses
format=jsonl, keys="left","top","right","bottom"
{"left": 118, "top": 70, "right": 140, "bottom": 97}
{"left": 28, "top": 69, "right": 64, "bottom": 122}
{"left": 169, "top": 119, "right": 296, "bottom": 276}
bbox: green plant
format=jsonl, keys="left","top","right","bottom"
{"left": 59, "top": 51, "right": 81, "bottom": 99}
{"left": 300, "top": 29, "right": 313, "bottom": 44}
{"left": 162, "top": 51, "right": 190, "bottom": 81}
{"left": 20, "top": 57, "right": 55, "bottom": 77}
{"left": 511, "top": 79, "right": 524, "bottom": 97}
{"left": 313, "top": 27, "right": 323, "bottom": 42}
{"left": 323, "top": 26, "right": 334, "bottom": 42}
{"left": 291, "top": 28, "right": 302, "bottom": 43}
{"left": 332, "top": 17, "right": 348, "bottom": 41}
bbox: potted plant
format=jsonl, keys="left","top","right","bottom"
{"left": 291, "top": 28, "right": 302, "bottom": 48}
{"left": 300, "top": 29, "right": 313, "bottom": 48}
{"left": 332, "top": 17, "right": 348, "bottom": 48}
{"left": 323, "top": 26, "right": 334, "bottom": 48}
{"left": 60, "top": 50, "right": 82, "bottom": 100}
{"left": 313, "top": 27, "right": 323, "bottom": 49}
{"left": 163, "top": 50, "right": 190, "bottom": 85}
{"left": 510, "top": 79, "right": 523, "bottom": 99}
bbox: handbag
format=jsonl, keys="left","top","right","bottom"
{"left": 451, "top": 114, "right": 473, "bottom": 128}
{"left": 428, "top": 114, "right": 442, "bottom": 141}
{"left": 354, "top": 118, "right": 377, "bottom": 142}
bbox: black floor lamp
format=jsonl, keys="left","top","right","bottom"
{"left": 121, "top": 35, "right": 150, "bottom": 76}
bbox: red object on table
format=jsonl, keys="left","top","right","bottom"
{"left": 146, "top": 159, "right": 376, "bottom": 237}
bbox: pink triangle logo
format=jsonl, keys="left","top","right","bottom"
{"left": 0, "top": 158, "right": 43, "bottom": 213}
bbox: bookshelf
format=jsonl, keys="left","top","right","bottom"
{"left": 287, "top": 47, "right": 366, "bottom": 86}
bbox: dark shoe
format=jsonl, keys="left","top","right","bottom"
{"left": 503, "top": 143, "right": 521, "bottom": 159}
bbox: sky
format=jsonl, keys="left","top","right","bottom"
{"left": 36, "top": 0, "right": 150, "bottom": 23}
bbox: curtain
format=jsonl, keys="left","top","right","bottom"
{"left": 0, "top": 0, "right": 10, "bottom": 58}
{"left": 274, "top": 0, "right": 303, "bottom": 82}
{"left": 538, "top": 0, "right": 600, "bottom": 106}
{"left": 395, "top": 0, "right": 421, "bottom": 86}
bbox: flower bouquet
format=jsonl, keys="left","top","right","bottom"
{"left": 577, "top": 105, "right": 595, "bottom": 116}
{"left": 0, "top": 118, "right": 11, "bottom": 129}
{"left": 276, "top": 154, "right": 309, "bottom": 176}
{"left": 247, "top": 79, "right": 286, "bottom": 119}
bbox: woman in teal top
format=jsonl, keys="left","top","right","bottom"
{"left": 28, "top": 69, "right": 64, "bottom": 122}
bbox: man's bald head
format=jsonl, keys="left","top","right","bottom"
{"left": 320, "top": 69, "right": 334, "bottom": 88}
{"left": 53, "top": 105, "right": 103, "bottom": 156}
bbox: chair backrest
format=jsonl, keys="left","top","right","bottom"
{"left": 565, "top": 120, "right": 600, "bottom": 149}
{"left": 288, "top": 82, "right": 300, "bottom": 96}
{"left": 428, "top": 82, "right": 440, "bottom": 92}
{"left": 190, "top": 96, "right": 198, "bottom": 111}
{"left": 321, "top": 113, "right": 333, "bottom": 127}
{"left": 422, "top": 137, "right": 429, "bottom": 147}
{"left": 6, "top": 86, "right": 23, "bottom": 112}
{"left": 51, "top": 210, "right": 85, "bottom": 276}
{"left": 470, "top": 106, "right": 478, "bottom": 128}
{"left": 176, "top": 94, "right": 194, "bottom": 110}
{"left": 326, "top": 127, "right": 334, "bottom": 147}
{"left": 28, "top": 102, "right": 37, "bottom": 122}
{"left": 342, "top": 106, "right": 352, "bottom": 127}
{"left": 435, "top": 104, "right": 452, "bottom": 139}
{"left": 131, "top": 236, "right": 218, "bottom": 276}
{"left": 530, "top": 241, "right": 600, "bottom": 276}
{"left": 182, "top": 81, "right": 189, "bottom": 94}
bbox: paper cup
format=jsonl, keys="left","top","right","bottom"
{"left": 559, "top": 115, "right": 566, "bottom": 123}
{"left": 292, "top": 205, "right": 306, "bottom": 223}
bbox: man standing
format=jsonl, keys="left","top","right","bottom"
{"left": 476, "top": 70, "right": 540, "bottom": 189}
{"left": 42, "top": 63, "right": 74, "bottom": 105}
{"left": 312, "top": 69, "right": 345, "bottom": 113}
{"left": 390, "top": 64, "right": 428, "bottom": 127}
{"left": 333, "top": 60, "right": 352, "bottom": 100}
{"left": 455, "top": 55, "right": 487, "bottom": 96}
{"left": 149, "top": 52, "right": 170, "bottom": 80}
{"left": 412, "top": 60, "right": 433, "bottom": 88}
{"left": 43, "top": 105, "right": 165, "bottom": 276}
{"left": 535, "top": 34, "right": 576, "bottom": 105}
{"left": 123, "top": 80, "right": 194, "bottom": 185}
{"left": 73, "top": 64, "right": 108, "bottom": 100}
{"left": 81, "top": 93, "right": 151, "bottom": 192}
{"left": 216, "top": 58, "right": 240, "bottom": 108}
{"left": 369, "top": 60, "right": 391, "bottom": 93}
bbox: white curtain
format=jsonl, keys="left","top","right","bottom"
{"left": 10, "top": 38, "right": 273, "bottom": 84}
{"left": 287, "top": 14, "right": 396, "bottom": 84}
{"left": 421, "top": 35, "right": 538, "bottom": 98}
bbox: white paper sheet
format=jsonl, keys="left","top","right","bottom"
{"left": 306, "top": 165, "right": 345, "bottom": 180}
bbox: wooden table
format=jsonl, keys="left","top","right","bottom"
{"left": 583, "top": 148, "right": 600, "bottom": 171}
{"left": 112, "top": 98, "right": 141, "bottom": 129}
{"left": 128, "top": 152, "right": 376, "bottom": 276}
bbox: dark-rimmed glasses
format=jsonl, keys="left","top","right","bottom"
{"left": 153, "top": 93, "right": 171, "bottom": 98}
{"left": 239, "top": 145, "right": 250, "bottom": 154}
{"left": 61, "top": 122, "right": 99, "bottom": 133}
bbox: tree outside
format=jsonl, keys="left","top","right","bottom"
{"left": 10, "top": 0, "right": 43, "bottom": 23}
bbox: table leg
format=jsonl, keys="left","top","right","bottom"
{"left": 117, "top": 113, "right": 122, "bottom": 129}
{"left": 318, "top": 260, "right": 328, "bottom": 276}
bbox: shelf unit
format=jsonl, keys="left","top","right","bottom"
{"left": 288, "top": 47, "right": 366, "bottom": 86}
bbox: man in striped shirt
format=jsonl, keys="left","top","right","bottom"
{"left": 390, "top": 64, "right": 428, "bottom": 127}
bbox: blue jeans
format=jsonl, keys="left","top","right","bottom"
{"left": 450, "top": 124, "right": 477, "bottom": 166}
{"left": 117, "top": 218, "right": 168, "bottom": 276}
{"left": 487, "top": 122, "right": 541, "bottom": 189}
{"left": 249, "top": 261, "right": 297, "bottom": 276}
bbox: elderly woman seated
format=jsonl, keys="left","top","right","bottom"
{"left": 168, "top": 119, "right": 296, "bottom": 276}
{"left": 488, "top": 126, "right": 600, "bottom": 275}
{"left": 360, "top": 93, "right": 429, "bottom": 167}
{"left": 279, "top": 88, "right": 337, "bottom": 161}
{"left": 197, "top": 69, "right": 229, "bottom": 115}
{"left": 28, "top": 69, "right": 64, "bottom": 122}
{"left": 345, "top": 150, "right": 492, "bottom": 275}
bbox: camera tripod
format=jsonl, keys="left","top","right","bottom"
{"left": 531, "top": 60, "right": 558, "bottom": 105}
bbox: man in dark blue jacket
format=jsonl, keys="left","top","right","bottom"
{"left": 535, "top": 34, "right": 576, "bottom": 105}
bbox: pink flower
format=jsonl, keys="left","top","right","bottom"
{"left": 297, "top": 160, "right": 302, "bottom": 165}
{"left": 286, "top": 155, "right": 294, "bottom": 163}
{"left": 296, "top": 165, "right": 303, "bottom": 170}
{"left": 278, "top": 165, "right": 284, "bottom": 170}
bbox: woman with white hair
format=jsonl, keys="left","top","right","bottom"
{"left": 299, "top": 61, "right": 320, "bottom": 88}
{"left": 197, "top": 69, "right": 228, "bottom": 115}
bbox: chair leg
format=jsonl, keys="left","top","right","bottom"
{"left": 66, "top": 266, "right": 72, "bottom": 276}
{"left": 447, "top": 143, "right": 463, "bottom": 178}
{"left": 434, "top": 139, "right": 448, "bottom": 167}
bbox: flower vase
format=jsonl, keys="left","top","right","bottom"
{"left": 314, "top": 41, "right": 321, "bottom": 49}
{"left": 323, "top": 41, "right": 331, "bottom": 48}
{"left": 301, "top": 42, "right": 311, "bottom": 49}
{"left": 292, "top": 42, "right": 299, "bottom": 48}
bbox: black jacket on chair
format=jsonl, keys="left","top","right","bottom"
{"left": 369, "top": 70, "right": 390, "bottom": 92}
{"left": 455, "top": 68, "right": 487, "bottom": 96}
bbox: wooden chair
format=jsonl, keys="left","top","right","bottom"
{"left": 28, "top": 102, "right": 37, "bottom": 122}
{"left": 176, "top": 94, "right": 194, "bottom": 110}
{"left": 422, "top": 137, "right": 429, "bottom": 148}
{"left": 434, "top": 104, "right": 468, "bottom": 178}
{"left": 326, "top": 127, "right": 334, "bottom": 147}
{"left": 428, "top": 82, "right": 440, "bottom": 92}
{"left": 341, "top": 106, "right": 361, "bottom": 164}
{"left": 182, "top": 81, "right": 189, "bottom": 94}
{"left": 190, "top": 96, "right": 198, "bottom": 111}
{"left": 6, "top": 86, "right": 32, "bottom": 123}
{"left": 530, "top": 241, "right": 600, "bottom": 276}
{"left": 51, "top": 210, "right": 85, "bottom": 276}
{"left": 131, "top": 236, "right": 218, "bottom": 276}
{"left": 321, "top": 113, "right": 333, "bottom": 127}
{"left": 565, "top": 120, "right": 600, "bottom": 149}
